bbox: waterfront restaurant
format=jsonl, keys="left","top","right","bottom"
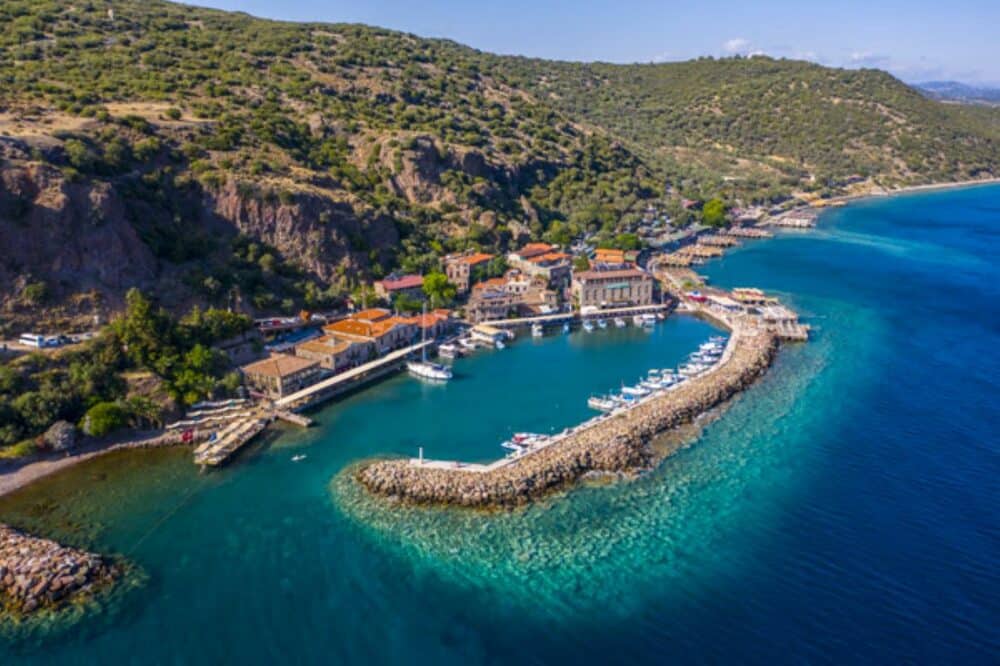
{"left": 572, "top": 266, "right": 654, "bottom": 310}
{"left": 240, "top": 353, "right": 322, "bottom": 399}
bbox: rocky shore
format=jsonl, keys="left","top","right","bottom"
{"left": 0, "top": 524, "right": 121, "bottom": 616}
{"left": 357, "top": 328, "right": 780, "bottom": 508}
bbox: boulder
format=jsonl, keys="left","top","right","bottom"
{"left": 43, "top": 420, "right": 77, "bottom": 452}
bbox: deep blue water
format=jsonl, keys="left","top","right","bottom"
{"left": 1, "top": 185, "right": 998, "bottom": 663}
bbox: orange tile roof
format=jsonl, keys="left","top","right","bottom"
{"left": 403, "top": 312, "right": 449, "bottom": 328}
{"left": 529, "top": 251, "right": 571, "bottom": 264}
{"left": 297, "top": 336, "right": 354, "bottom": 355}
{"left": 594, "top": 248, "right": 626, "bottom": 262}
{"left": 325, "top": 319, "right": 376, "bottom": 338}
{"left": 241, "top": 353, "right": 318, "bottom": 378}
{"left": 516, "top": 243, "right": 554, "bottom": 259}
{"left": 472, "top": 277, "right": 506, "bottom": 292}
{"left": 455, "top": 252, "right": 494, "bottom": 266}
{"left": 350, "top": 308, "right": 391, "bottom": 322}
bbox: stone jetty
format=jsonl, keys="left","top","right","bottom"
{"left": 0, "top": 524, "right": 121, "bottom": 615}
{"left": 357, "top": 328, "right": 779, "bottom": 508}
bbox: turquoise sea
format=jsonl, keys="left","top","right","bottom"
{"left": 1, "top": 185, "right": 998, "bottom": 663}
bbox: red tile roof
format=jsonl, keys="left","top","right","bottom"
{"left": 516, "top": 243, "right": 554, "bottom": 259}
{"left": 376, "top": 274, "right": 424, "bottom": 291}
{"left": 453, "top": 252, "right": 494, "bottom": 266}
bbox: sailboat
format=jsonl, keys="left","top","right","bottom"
{"left": 406, "top": 304, "right": 453, "bottom": 381}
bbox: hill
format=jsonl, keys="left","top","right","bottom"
{"left": 916, "top": 81, "right": 1000, "bottom": 107}
{"left": 495, "top": 57, "right": 1000, "bottom": 200}
{"left": 0, "top": 0, "right": 998, "bottom": 331}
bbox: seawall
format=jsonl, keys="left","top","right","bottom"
{"left": 356, "top": 328, "right": 780, "bottom": 508}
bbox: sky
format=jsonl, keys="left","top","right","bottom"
{"left": 185, "top": 0, "right": 1000, "bottom": 84}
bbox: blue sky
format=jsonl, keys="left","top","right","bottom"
{"left": 186, "top": 0, "right": 1000, "bottom": 84}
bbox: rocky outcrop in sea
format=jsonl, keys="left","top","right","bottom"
{"left": 357, "top": 329, "right": 780, "bottom": 508}
{"left": 0, "top": 524, "right": 121, "bottom": 616}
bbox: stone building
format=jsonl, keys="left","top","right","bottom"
{"left": 572, "top": 267, "right": 654, "bottom": 310}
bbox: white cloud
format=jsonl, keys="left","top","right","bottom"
{"left": 723, "top": 38, "right": 750, "bottom": 54}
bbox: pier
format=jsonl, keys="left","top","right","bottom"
{"left": 357, "top": 315, "right": 782, "bottom": 507}
{"left": 275, "top": 340, "right": 434, "bottom": 412}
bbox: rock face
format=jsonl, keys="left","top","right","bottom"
{"left": 357, "top": 329, "right": 779, "bottom": 508}
{"left": 42, "top": 421, "right": 77, "bottom": 452}
{"left": 0, "top": 524, "right": 120, "bottom": 615}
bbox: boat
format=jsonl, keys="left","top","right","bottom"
{"left": 597, "top": 319, "right": 608, "bottom": 329}
{"left": 531, "top": 323, "right": 544, "bottom": 338}
{"left": 656, "top": 312, "right": 666, "bottom": 320}
{"left": 495, "top": 339, "right": 506, "bottom": 350}
{"left": 639, "top": 313, "right": 657, "bottom": 327}
{"left": 438, "top": 343, "right": 460, "bottom": 359}
{"left": 632, "top": 315, "right": 645, "bottom": 326}
{"left": 583, "top": 320, "right": 595, "bottom": 332}
{"left": 621, "top": 384, "right": 651, "bottom": 397}
{"left": 562, "top": 322, "right": 571, "bottom": 334}
{"left": 639, "top": 379, "right": 663, "bottom": 391}
{"left": 614, "top": 317, "right": 627, "bottom": 328}
{"left": 459, "top": 337, "right": 477, "bottom": 351}
{"left": 291, "top": 454, "right": 307, "bottom": 462}
{"left": 407, "top": 305, "right": 454, "bottom": 381}
{"left": 587, "top": 395, "right": 618, "bottom": 412}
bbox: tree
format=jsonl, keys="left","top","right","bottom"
{"left": 702, "top": 198, "right": 728, "bottom": 227}
{"left": 81, "top": 401, "right": 128, "bottom": 437}
{"left": 422, "top": 272, "right": 456, "bottom": 308}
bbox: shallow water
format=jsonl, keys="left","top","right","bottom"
{"left": 1, "top": 185, "right": 998, "bottom": 663}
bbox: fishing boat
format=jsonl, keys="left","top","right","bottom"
{"left": 583, "top": 320, "right": 595, "bottom": 332}
{"left": 531, "top": 323, "right": 544, "bottom": 338}
{"left": 614, "top": 317, "right": 627, "bottom": 328}
{"left": 407, "top": 305, "right": 454, "bottom": 381}
{"left": 438, "top": 343, "right": 460, "bottom": 359}
{"left": 597, "top": 319, "right": 608, "bottom": 329}
{"left": 587, "top": 395, "right": 618, "bottom": 412}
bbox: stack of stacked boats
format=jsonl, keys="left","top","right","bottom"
{"left": 587, "top": 336, "right": 726, "bottom": 413}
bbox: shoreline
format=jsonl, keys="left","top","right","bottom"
{"left": 822, "top": 176, "right": 1000, "bottom": 207}
{"left": 0, "top": 432, "right": 191, "bottom": 500}
{"left": 1, "top": 176, "right": 991, "bottom": 502}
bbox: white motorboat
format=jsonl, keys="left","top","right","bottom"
{"left": 639, "top": 313, "right": 657, "bottom": 327}
{"left": 587, "top": 395, "right": 618, "bottom": 412}
{"left": 563, "top": 322, "right": 571, "bottom": 334}
{"left": 583, "top": 320, "right": 595, "bottom": 332}
{"left": 495, "top": 339, "right": 506, "bottom": 350}
{"left": 438, "top": 343, "right": 460, "bottom": 359}
{"left": 459, "top": 338, "right": 477, "bottom": 351}
{"left": 632, "top": 314, "right": 645, "bottom": 325}
{"left": 621, "top": 384, "right": 651, "bottom": 397}
{"left": 614, "top": 317, "right": 627, "bottom": 328}
{"left": 597, "top": 319, "right": 608, "bottom": 329}
{"left": 532, "top": 323, "right": 544, "bottom": 337}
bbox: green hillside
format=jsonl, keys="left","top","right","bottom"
{"left": 0, "top": 0, "right": 997, "bottom": 328}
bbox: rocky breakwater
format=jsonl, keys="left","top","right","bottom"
{"left": 0, "top": 524, "right": 121, "bottom": 616}
{"left": 357, "top": 329, "right": 780, "bottom": 508}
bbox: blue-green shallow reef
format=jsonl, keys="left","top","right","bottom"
{"left": 2, "top": 185, "right": 999, "bottom": 663}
